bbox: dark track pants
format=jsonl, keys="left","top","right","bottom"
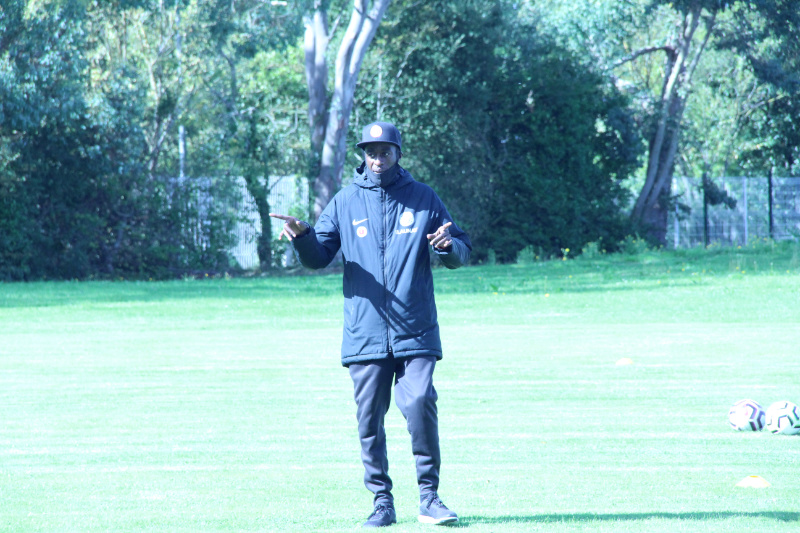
{"left": 348, "top": 355, "right": 440, "bottom": 505}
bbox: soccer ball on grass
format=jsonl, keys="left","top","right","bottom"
{"left": 765, "top": 401, "right": 800, "bottom": 435}
{"left": 728, "top": 399, "right": 766, "bottom": 431}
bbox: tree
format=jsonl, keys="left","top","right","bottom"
{"left": 0, "top": 0, "right": 247, "bottom": 279}
{"left": 617, "top": 1, "right": 724, "bottom": 243}
{"left": 490, "top": 19, "right": 642, "bottom": 259}
{"left": 532, "top": 0, "right": 799, "bottom": 245}
{"left": 720, "top": 0, "right": 800, "bottom": 175}
{"left": 355, "top": 0, "right": 502, "bottom": 253}
{"left": 85, "top": 0, "right": 238, "bottom": 277}
{"left": 193, "top": 0, "right": 305, "bottom": 270}
{"left": 0, "top": 0, "right": 122, "bottom": 279}
{"left": 354, "top": 0, "right": 641, "bottom": 261}
{"left": 303, "top": 0, "right": 391, "bottom": 220}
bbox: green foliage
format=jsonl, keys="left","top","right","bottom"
{"left": 488, "top": 42, "right": 641, "bottom": 261}
{"left": 3, "top": 0, "right": 799, "bottom": 279}
{"left": 358, "top": 0, "right": 642, "bottom": 264}
{"left": 720, "top": 0, "right": 800, "bottom": 175}
{"left": 0, "top": 2, "right": 112, "bottom": 279}
{"left": 356, "top": 0, "right": 506, "bottom": 256}
{"left": 702, "top": 176, "right": 738, "bottom": 209}
{"left": 515, "top": 245, "right": 538, "bottom": 265}
{"left": 188, "top": 4, "right": 307, "bottom": 271}
{"left": 579, "top": 240, "right": 605, "bottom": 259}
{"left": 618, "top": 234, "right": 651, "bottom": 256}
{"left": 676, "top": 1, "right": 800, "bottom": 178}
{"left": 0, "top": 0, "right": 304, "bottom": 279}
{"left": 538, "top": 0, "right": 800, "bottom": 183}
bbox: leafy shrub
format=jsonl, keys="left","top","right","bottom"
{"left": 516, "top": 245, "right": 536, "bottom": 265}
{"left": 579, "top": 241, "right": 605, "bottom": 259}
{"left": 619, "top": 235, "right": 650, "bottom": 255}
{"left": 356, "top": 0, "right": 641, "bottom": 265}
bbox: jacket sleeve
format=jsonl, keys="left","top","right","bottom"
{"left": 435, "top": 232, "right": 471, "bottom": 269}
{"left": 432, "top": 199, "right": 471, "bottom": 269}
{"left": 292, "top": 202, "right": 341, "bottom": 270}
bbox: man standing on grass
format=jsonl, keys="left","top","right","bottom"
{"left": 270, "top": 121, "right": 470, "bottom": 528}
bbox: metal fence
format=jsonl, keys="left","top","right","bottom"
{"left": 229, "top": 176, "right": 309, "bottom": 269}
{"left": 225, "top": 175, "right": 800, "bottom": 269}
{"left": 667, "top": 176, "right": 800, "bottom": 249}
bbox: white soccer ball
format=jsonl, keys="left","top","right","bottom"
{"left": 765, "top": 401, "right": 800, "bottom": 435}
{"left": 728, "top": 399, "right": 766, "bottom": 431}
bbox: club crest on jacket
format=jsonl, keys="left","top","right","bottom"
{"left": 399, "top": 211, "right": 414, "bottom": 227}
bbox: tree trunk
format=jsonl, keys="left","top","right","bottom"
{"left": 304, "top": 0, "right": 392, "bottom": 221}
{"left": 305, "top": 8, "right": 328, "bottom": 157}
{"left": 242, "top": 175, "right": 271, "bottom": 271}
{"left": 629, "top": 5, "right": 717, "bottom": 244}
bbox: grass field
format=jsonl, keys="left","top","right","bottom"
{"left": 1, "top": 242, "right": 799, "bottom": 532}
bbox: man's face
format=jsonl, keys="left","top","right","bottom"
{"left": 364, "top": 143, "right": 399, "bottom": 173}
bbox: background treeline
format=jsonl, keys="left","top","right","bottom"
{"left": 0, "top": 0, "right": 798, "bottom": 280}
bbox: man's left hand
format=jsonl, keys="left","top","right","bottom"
{"left": 427, "top": 222, "right": 453, "bottom": 250}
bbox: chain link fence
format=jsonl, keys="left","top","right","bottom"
{"left": 224, "top": 175, "right": 800, "bottom": 270}
{"left": 228, "top": 176, "right": 309, "bottom": 270}
{"left": 667, "top": 176, "right": 800, "bottom": 249}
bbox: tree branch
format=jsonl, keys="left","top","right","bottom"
{"left": 613, "top": 45, "right": 676, "bottom": 68}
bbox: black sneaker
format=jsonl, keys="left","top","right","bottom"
{"left": 363, "top": 503, "right": 397, "bottom": 528}
{"left": 418, "top": 492, "right": 458, "bottom": 525}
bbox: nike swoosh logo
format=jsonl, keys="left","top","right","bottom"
{"left": 352, "top": 218, "right": 368, "bottom": 225}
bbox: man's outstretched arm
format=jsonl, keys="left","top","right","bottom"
{"left": 269, "top": 213, "right": 340, "bottom": 269}
{"left": 269, "top": 213, "right": 310, "bottom": 242}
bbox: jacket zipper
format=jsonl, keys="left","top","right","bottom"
{"left": 381, "top": 186, "right": 392, "bottom": 356}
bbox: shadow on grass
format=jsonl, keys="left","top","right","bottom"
{"left": 452, "top": 511, "right": 800, "bottom": 527}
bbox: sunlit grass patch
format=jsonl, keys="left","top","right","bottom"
{"left": 1, "top": 245, "right": 799, "bottom": 532}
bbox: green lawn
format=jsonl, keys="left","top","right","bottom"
{"left": 1, "top": 243, "right": 799, "bottom": 532}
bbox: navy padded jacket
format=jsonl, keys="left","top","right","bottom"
{"left": 292, "top": 164, "right": 471, "bottom": 366}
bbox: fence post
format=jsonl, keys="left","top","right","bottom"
{"left": 703, "top": 173, "right": 709, "bottom": 247}
{"left": 768, "top": 167, "right": 774, "bottom": 239}
{"left": 742, "top": 176, "right": 748, "bottom": 246}
{"left": 674, "top": 202, "right": 680, "bottom": 249}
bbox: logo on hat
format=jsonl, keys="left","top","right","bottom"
{"left": 358, "top": 121, "right": 401, "bottom": 150}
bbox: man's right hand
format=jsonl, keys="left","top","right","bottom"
{"left": 269, "top": 213, "right": 310, "bottom": 241}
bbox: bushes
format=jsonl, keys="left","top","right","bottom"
{"left": 2, "top": 1, "right": 646, "bottom": 277}
{"left": 0, "top": 3, "right": 240, "bottom": 280}
{"left": 358, "top": 0, "right": 642, "bottom": 265}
